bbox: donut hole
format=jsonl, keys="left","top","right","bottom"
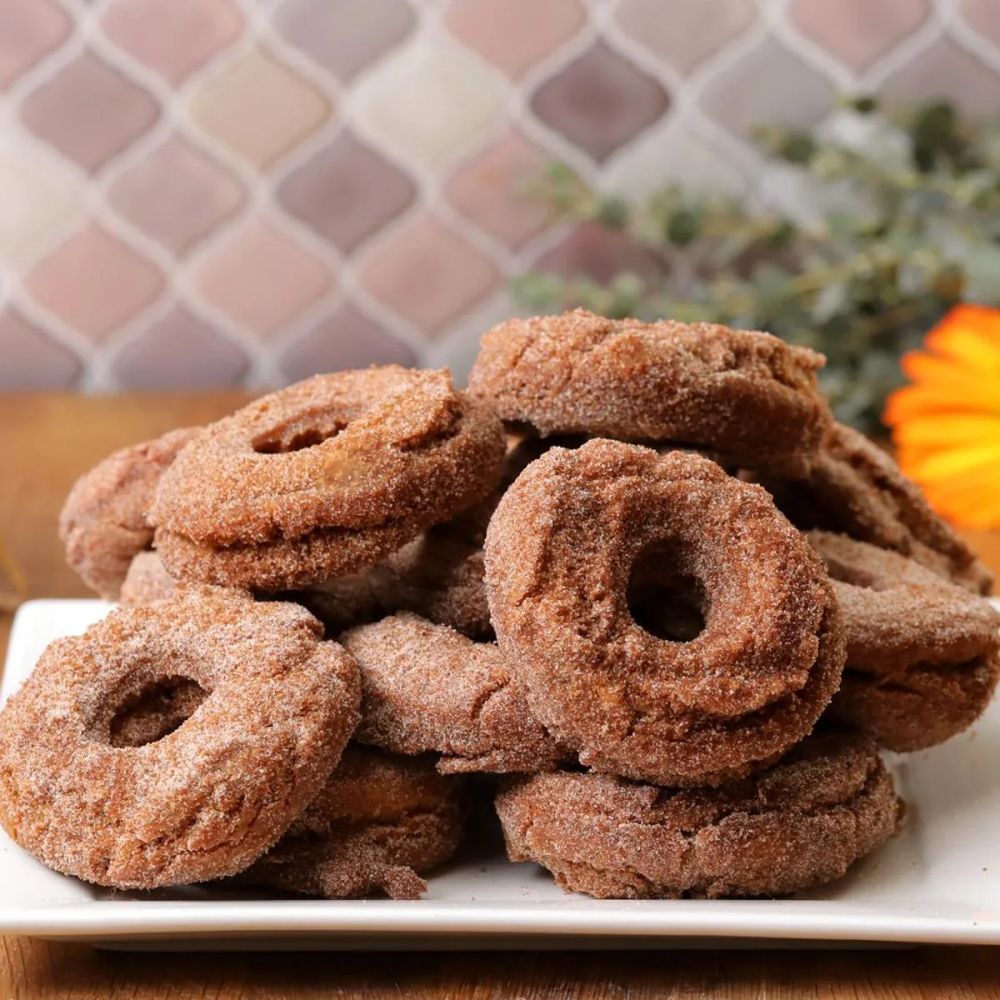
{"left": 108, "top": 675, "right": 209, "bottom": 748}
{"left": 627, "top": 542, "right": 707, "bottom": 642}
{"left": 253, "top": 421, "right": 347, "bottom": 454}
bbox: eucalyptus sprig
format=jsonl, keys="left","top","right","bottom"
{"left": 514, "top": 99, "right": 1000, "bottom": 431}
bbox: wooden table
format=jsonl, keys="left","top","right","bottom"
{"left": 2, "top": 392, "right": 999, "bottom": 1000}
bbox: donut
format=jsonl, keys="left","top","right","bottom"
{"left": 59, "top": 427, "right": 199, "bottom": 599}
{"left": 757, "top": 423, "right": 993, "bottom": 595}
{"left": 288, "top": 571, "right": 384, "bottom": 636}
{"left": 150, "top": 368, "right": 506, "bottom": 591}
{"left": 485, "top": 439, "right": 845, "bottom": 787}
{"left": 808, "top": 531, "right": 1000, "bottom": 751}
{"left": 238, "top": 745, "right": 465, "bottom": 899}
{"left": 495, "top": 733, "right": 902, "bottom": 899}
{"left": 119, "top": 550, "right": 177, "bottom": 607}
{"left": 0, "top": 587, "right": 360, "bottom": 889}
{"left": 341, "top": 613, "right": 567, "bottom": 774}
{"left": 468, "top": 309, "right": 831, "bottom": 477}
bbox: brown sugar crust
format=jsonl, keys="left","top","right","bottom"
{"left": 495, "top": 733, "right": 902, "bottom": 899}
{"left": 0, "top": 588, "right": 360, "bottom": 889}
{"left": 809, "top": 531, "right": 1000, "bottom": 751}
{"left": 485, "top": 440, "right": 845, "bottom": 787}
{"left": 59, "top": 427, "right": 199, "bottom": 599}
{"left": 119, "top": 551, "right": 178, "bottom": 607}
{"left": 767, "top": 423, "right": 992, "bottom": 595}
{"left": 341, "top": 613, "right": 567, "bottom": 774}
{"left": 238, "top": 746, "right": 465, "bottom": 899}
{"left": 468, "top": 309, "right": 831, "bottom": 477}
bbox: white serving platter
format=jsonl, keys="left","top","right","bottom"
{"left": 1, "top": 597, "right": 1000, "bottom": 950}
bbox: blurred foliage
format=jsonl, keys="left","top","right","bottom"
{"left": 513, "top": 98, "right": 1000, "bottom": 432}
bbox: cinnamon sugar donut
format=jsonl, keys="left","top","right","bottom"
{"left": 239, "top": 746, "right": 465, "bottom": 899}
{"left": 468, "top": 309, "right": 831, "bottom": 477}
{"left": 809, "top": 531, "right": 1000, "bottom": 751}
{"left": 495, "top": 733, "right": 902, "bottom": 899}
{"left": 0, "top": 588, "right": 360, "bottom": 889}
{"left": 119, "top": 551, "right": 177, "bottom": 607}
{"left": 762, "top": 423, "right": 992, "bottom": 594}
{"left": 342, "top": 613, "right": 566, "bottom": 774}
{"left": 59, "top": 427, "right": 198, "bottom": 599}
{"left": 485, "top": 439, "right": 845, "bottom": 787}
{"left": 150, "top": 368, "right": 505, "bottom": 591}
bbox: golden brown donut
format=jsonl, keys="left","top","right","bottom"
{"left": 119, "top": 550, "right": 177, "bottom": 607}
{"left": 809, "top": 530, "right": 1000, "bottom": 751}
{"left": 238, "top": 745, "right": 465, "bottom": 899}
{"left": 150, "top": 368, "right": 505, "bottom": 591}
{"left": 485, "top": 439, "right": 845, "bottom": 787}
{"left": 495, "top": 733, "right": 903, "bottom": 899}
{"left": 759, "top": 423, "right": 992, "bottom": 594}
{"left": 341, "top": 612, "right": 567, "bottom": 774}
{"left": 59, "top": 427, "right": 198, "bottom": 599}
{"left": 468, "top": 309, "right": 831, "bottom": 477}
{"left": 0, "top": 588, "right": 360, "bottom": 889}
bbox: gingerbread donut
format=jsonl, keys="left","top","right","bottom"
{"left": 496, "top": 733, "right": 902, "bottom": 899}
{"left": 486, "top": 439, "right": 845, "bottom": 787}
{"left": 468, "top": 309, "right": 831, "bottom": 477}
{"left": 342, "top": 613, "right": 566, "bottom": 774}
{"left": 238, "top": 745, "right": 465, "bottom": 899}
{"left": 119, "top": 550, "right": 177, "bottom": 607}
{"left": 760, "top": 423, "right": 992, "bottom": 594}
{"left": 59, "top": 427, "right": 198, "bottom": 599}
{"left": 150, "top": 368, "right": 506, "bottom": 591}
{"left": 0, "top": 588, "right": 360, "bottom": 889}
{"left": 808, "top": 531, "right": 1000, "bottom": 751}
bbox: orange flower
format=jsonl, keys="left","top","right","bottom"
{"left": 884, "top": 304, "right": 1000, "bottom": 530}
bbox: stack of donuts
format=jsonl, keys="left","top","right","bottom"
{"left": 1, "top": 310, "right": 996, "bottom": 901}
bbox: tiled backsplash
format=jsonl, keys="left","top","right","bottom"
{"left": 3, "top": 0, "right": 999, "bottom": 391}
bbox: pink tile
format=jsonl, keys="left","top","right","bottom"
{"left": 616, "top": 0, "right": 756, "bottom": 75}
{"left": 789, "top": 0, "right": 929, "bottom": 71}
{"left": 530, "top": 41, "right": 669, "bottom": 162}
{"left": 532, "top": 221, "right": 668, "bottom": 285}
{"left": 962, "top": 0, "right": 1000, "bottom": 51}
{"left": 111, "top": 305, "right": 249, "bottom": 388}
{"left": 25, "top": 222, "right": 165, "bottom": 343}
{"left": 444, "top": 0, "right": 585, "bottom": 79}
{"left": 0, "top": 0, "right": 72, "bottom": 89}
{"left": 102, "top": 0, "right": 242, "bottom": 84}
{"left": 277, "top": 131, "right": 416, "bottom": 253}
{"left": 880, "top": 36, "right": 1000, "bottom": 118}
{"left": 700, "top": 35, "right": 835, "bottom": 136}
{"left": 446, "top": 127, "right": 549, "bottom": 250}
{"left": 0, "top": 308, "right": 81, "bottom": 389}
{"left": 108, "top": 135, "right": 245, "bottom": 256}
{"left": 360, "top": 212, "right": 500, "bottom": 337}
{"left": 20, "top": 51, "right": 158, "bottom": 173}
{"left": 280, "top": 302, "right": 418, "bottom": 381}
{"left": 196, "top": 217, "right": 334, "bottom": 338}
{"left": 275, "top": 0, "right": 415, "bottom": 82}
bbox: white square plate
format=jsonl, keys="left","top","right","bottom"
{"left": 1, "top": 598, "right": 1000, "bottom": 950}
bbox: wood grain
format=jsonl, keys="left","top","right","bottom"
{"left": 1, "top": 392, "right": 999, "bottom": 1000}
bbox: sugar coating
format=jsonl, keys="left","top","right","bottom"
{"left": 0, "top": 587, "right": 361, "bottom": 889}
{"left": 762, "top": 423, "right": 992, "bottom": 595}
{"left": 237, "top": 745, "right": 465, "bottom": 899}
{"left": 59, "top": 427, "right": 199, "bottom": 599}
{"left": 468, "top": 309, "right": 831, "bottom": 477}
{"left": 809, "top": 531, "right": 1000, "bottom": 751}
{"left": 495, "top": 733, "right": 903, "bottom": 899}
{"left": 485, "top": 439, "right": 846, "bottom": 787}
{"left": 119, "top": 550, "right": 178, "bottom": 607}
{"left": 342, "top": 612, "right": 568, "bottom": 774}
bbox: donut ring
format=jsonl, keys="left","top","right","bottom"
{"left": 495, "top": 733, "right": 902, "bottom": 899}
{"left": 238, "top": 746, "right": 465, "bottom": 899}
{"left": 59, "top": 427, "right": 198, "bottom": 599}
{"left": 468, "top": 309, "right": 831, "bottom": 477}
{"left": 485, "top": 439, "right": 845, "bottom": 787}
{"left": 341, "top": 613, "right": 567, "bottom": 774}
{"left": 808, "top": 531, "right": 1000, "bottom": 751}
{"left": 119, "top": 551, "right": 177, "bottom": 607}
{"left": 0, "top": 588, "right": 360, "bottom": 889}
{"left": 760, "top": 423, "right": 992, "bottom": 595}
